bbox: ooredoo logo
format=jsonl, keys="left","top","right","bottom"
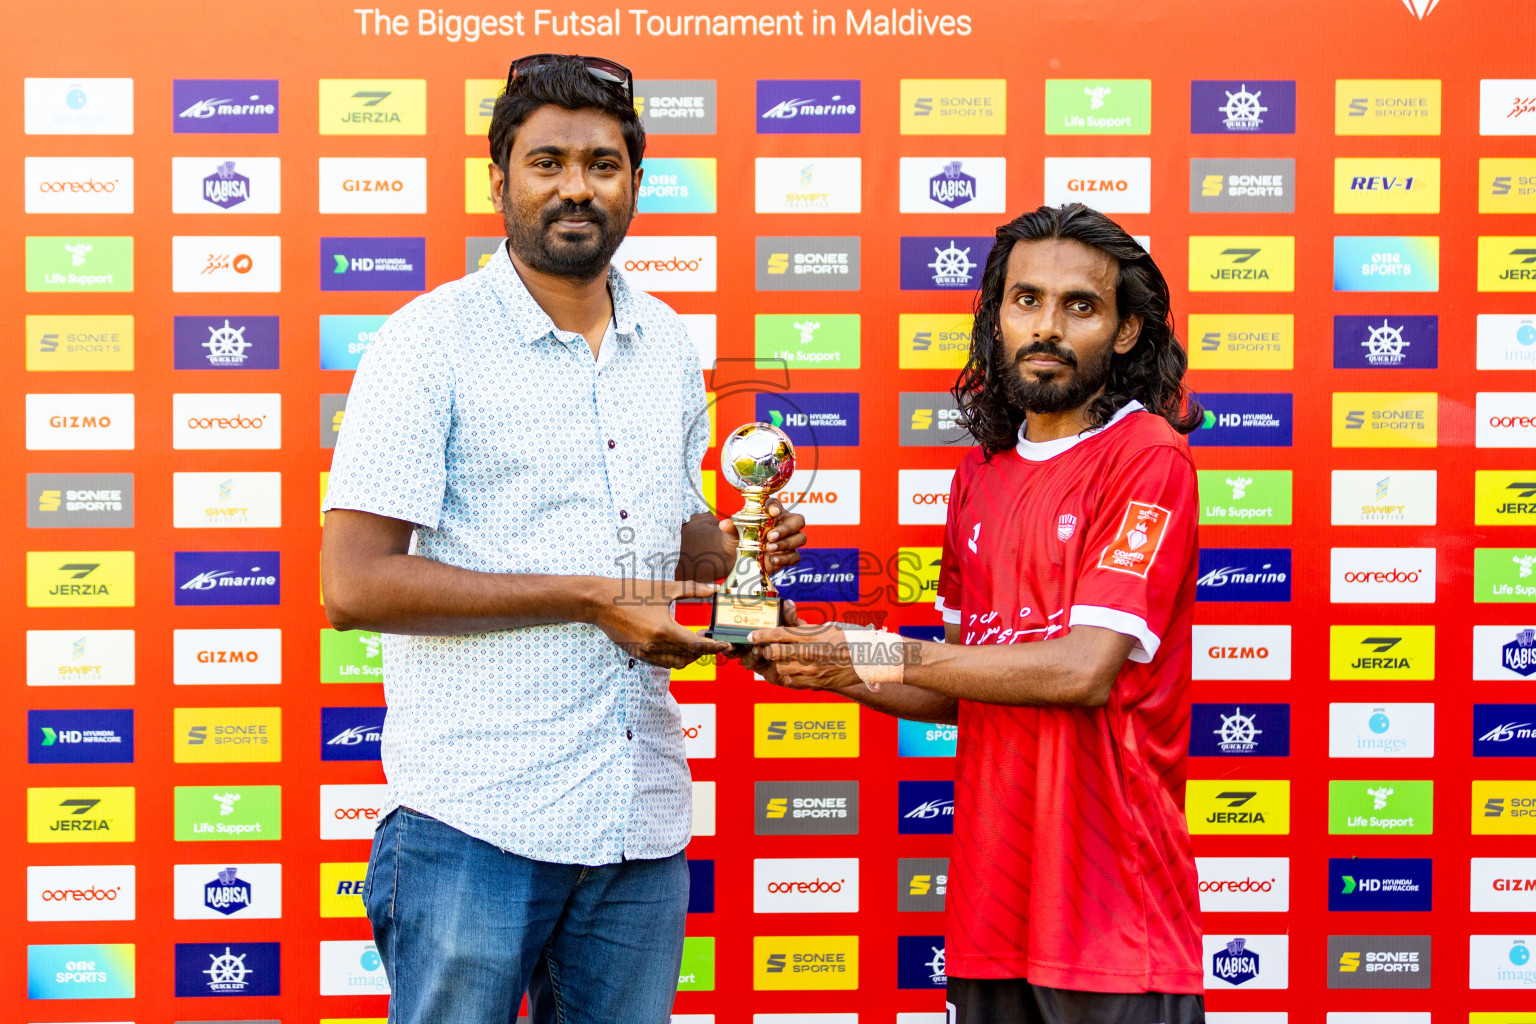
{"left": 25, "top": 157, "right": 135, "bottom": 214}
{"left": 320, "top": 783, "right": 388, "bottom": 840}
{"left": 1478, "top": 393, "right": 1536, "bottom": 448}
{"left": 679, "top": 703, "right": 715, "bottom": 758}
{"left": 1331, "top": 548, "right": 1436, "bottom": 604}
{"left": 898, "top": 468, "right": 956, "bottom": 526}
{"left": 1194, "top": 857, "right": 1289, "bottom": 913}
{"left": 754, "top": 858, "right": 860, "bottom": 913}
{"left": 27, "top": 865, "right": 136, "bottom": 921}
{"left": 172, "top": 393, "right": 281, "bottom": 450}
{"left": 612, "top": 236, "right": 716, "bottom": 291}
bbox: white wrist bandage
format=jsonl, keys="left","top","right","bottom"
{"left": 838, "top": 624, "right": 908, "bottom": 692}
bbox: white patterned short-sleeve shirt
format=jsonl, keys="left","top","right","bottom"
{"left": 322, "top": 240, "right": 711, "bottom": 865}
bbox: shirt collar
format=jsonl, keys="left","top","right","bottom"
{"left": 483, "top": 238, "right": 641, "bottom": 344}
{"left": 1014, "top": 400, "right": 1145, "bottom": 462}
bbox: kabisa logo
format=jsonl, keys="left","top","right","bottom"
{"left": 756, "top": 392, "right": 860, "bottom": 448}
{"left": 755, "top": 781, "right": 860, "bottom": 836}
{"left": 898, "top": 158, "right": 1005, "bottom": 214}
{"left": 173, "top": 79, "right": 279, "bottom": 133}
{"left": 929, "top": 161, "right": 976, "bottom": 208}
{"left": 173, "top": 315, "right": 279, "bottom": 370}
{"left": 1189, "top": 236, "right": 1296, "bottom": 292}
{"left": 1191, "top": 80, "right": 1296, "bottom": 134}
{"left": 27, "top": 787, "right": 136, "bottom": 843}
{"left": 1474, "top": 704, "right": 1536, "bottom": 757}
{"left": 1189, "top": 393, "right": 1293, "bottom": 448}
{"left": 897, "top": 935, "right": 947, "bottom": 989}
{"left": 1196, "top": 548, "right": 1292, "bottom": 602}
{"left": 201, "top": 161, "right": 250, "bottom": 209}
{"left": 203, "top": 867, "right": 252, "bottom": 916}
{"left": 1187, "top": 780, "right": 1291, "bottom": 835}
{"left": 1211, "top": 937, "right": 1262, "bottom": 986}
{"left": 1334, "top": 236, "right": 1441, "bottom": 292}
{"left": 633, "top": 79, "right": 717, "bottom": 134}
{"left": 174, "top": 941, "right": 281, "bottom": 996}
{"left": 899, "top": 236, "right": 989, "bottom": 290}
{"left": 757, "top": 80, "right": 860, "bottom": 133}
{"left": 321, "top": 706, "right": 386, "bottom": 761}
{"left": 898, "top": 780, "right": 955, "bottom": 835}
{"left": 1190, "top": 703, "right": 1291, "bottom": 757}
{"left": 1502, "top": 628, "right": 1536, "bottom": 677}
{"left": 1334, "top": 316, "right": 1438, "bottom": 369}
{"left": 321, "top": 237, "right": 427, "bottom": 292}
{"left": 24, "top": 77, "right": 134, "bottom": 135}
{"left": 175, "top": 551, "right": 280, "bottom": 606}
{"left": 28, "top": 709, "right": 133, "bottom": 765}
{"left": 770, "top": 547, "right": 860, "bottom": 603}
{"left": 1328, "top": 857, "right": 1433, "bottom": 912}
{"left": 1400, "top": 0, "right": 1439, "bottom": 18}
{"left": 172, "top": 862, "right": 281, "bottom": 919}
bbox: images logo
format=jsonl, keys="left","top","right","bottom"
{"left": 1186, "top": 780, "right": 1291, "bottom": 834}
{"left": 900, "top": 78, "right": 1006, "bottom": 134}
{"left": 172, "top": 862, "right": 281, "bottom": 919}
{"left": 755, "top": 237, "right": 860, "bottom": 291}
{"left": 1044, "top": 79, "right": 1150, "bottom": 134}
{"left": 321, "top": 236, "right": 426, "bottom": 291}
{"left": 29, "top": 709, "right": 133, "bottom": 765}
{"left": 1334, "top": 158, "right": 1441, "bottom": 214}
{"left": 898, "top": 157, "right": 1005, "bottom": 213}
{"left": 633, "top": 79, "right": 717, "bottom": 134}
{"left": 171, "top": 234, "right": 281, "bottom": 292}
{"left": 898, "top": 857, "right": 949, "bottom": 912}
{"left": 1190, "top": 704, "right": 1290, "bottom": 757}
{"left": 1189, "top": 236, "right": 1296, "bottom": 292}
{"left": 174, "top": 551, "right": 280, "bottom": 607}
{"left": 899, "top": 236, "right": 989, "bottom": 291}
{"left": 1188, "top": 158, "right": 1294, "bottom": 214}
{"left": 174, "top": 707, "right": 281, "bottom": 763}
{"left": 173, "top": 79, "right": 278, "bottom": 132}
{"left": 1196, "top": 548, "right": 1292, "bottom": 602}
{"left": 1335, "top": 236, "right": 1441, "bottom": 292}
{"left": 754, "top": 858, "right": 859, "bottom": 913}
{"left": 1336, "top": 79, "right": 1442, "bottom": 135}
{"left": 24, "top": 77, "right": 133, "bottom": 135}
{"left": 1042, "top": 157, "right": 1150, "bottom": 213}
{"left": 1328, "top": 935, "right": 1431, "bottom": 989}
{"left": 24, "top": 156, "right": 134, "bottom": 214}
{"left": 898, "top": 780, "right": 955, "bottom": 835}
{"left": 1475, "top": 547, "right": 1536, "bottom": 602}
{"left": 319, "top": 939, "right": 390, "bottom": 994}
{"left": 1191, "top": 80, "right": 1296, "bottom": 134}
{"left": 25, "top": 551, "right": 135, "bottom": 608}
{"left": 172, "top": 315, "right": 279, "bottom": 370}
{"left": 174, "top": 785, "right": 282, "bottom": 841}
{"left": 27, "top": 787, "right": 135, "bottom": 843}
{"left": 613, "top": 235, "right": 716, "bottom": 292}
{"left": 1191, "top": 625, "right": 1293, "bottom": 680}
{"left": 1328, "top": 858, "right": 1432, "bottom": 911}
{"left": 319, "top": 78, "right": 426, "bottom": 134}
{"left": 1203, "top": 935, "right": 1289, "bottom": 989}
{"left": 1187, "top": 314, "right": 1294, "bottom": 371}
{"left": 1477, "top": 314, "right": 1536, "bottom": 371}
{"left": 27, "top": 472, "right": 133, "bottom": 529}
{"left": 1195, "top": 857, "right": 1289, "bottom": 913}
{"left": 1331, "top": 470, "right": 1437, "bottom": 526}
{"left": 757, "top": 80, "right": 859, "bottom": 133}
{"left": 27, "top": 864, "right": 136, "bottom": 922}
{"left": 1481, "top": 79, "right": 1536, "bottom": 136}
{"left": 26, "top": 235, "right": 133, "bottom": 292}
{"left": 756, "top": 393, "right": 860, "bottom": 447}
{"left": 1329, "top": 626, "right": 1435, "bottom": 680}
{"left": 1334, "top": 316, "right": 1438, "bottom": 369}
{"left": 1328, "top": 779, "right": 1434, "bottom": 834}
{"left": 1473, "top": 626, "right": 1536, "bottom": 680}
{"left": 321, "top": 706, "right": 386, "bottom": 761}
{"left": 1196, "top": 469, "right": 1292, "bottom": 524}
{"left": 1328, "top": 703, "right": 1435, "bottom": 758}
{"left": 27, "top": 942, "right": 135, "bottom": 999}
{"left": 175, "top": 941, "right": 280, "bottom": 996}
{"left": 1332, "top": 392, "right": 1438, "bottom": 447}
{"left": 1470, "top": 935, "right": 1536, "bottom": 989}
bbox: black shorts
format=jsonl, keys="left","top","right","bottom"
{"left": 947, "top": 976, "right": 1206, "bottom": 1024}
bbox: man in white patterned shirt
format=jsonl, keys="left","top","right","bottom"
{"left": 320, "top": 54, "right": 805, "bottom": 1024}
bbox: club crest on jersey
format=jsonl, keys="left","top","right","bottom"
{"left": 1057, "top": 514, "right": 1078, "bottom": 541}
{"left": 1098, "top": 500, "right": 1172, "bottom": 577}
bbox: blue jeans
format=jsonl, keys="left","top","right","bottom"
{"left": 363, "top": 808, "right": 689, "bottom": 1024}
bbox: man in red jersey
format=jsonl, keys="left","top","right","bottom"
{"left": 750, "top": 204, "right": 1206, "bottom": 1023}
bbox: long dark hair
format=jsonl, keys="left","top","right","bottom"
{"left": 952, "top": 203, "right": 1203, "bottom": 455}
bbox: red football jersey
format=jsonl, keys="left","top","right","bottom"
{"left": 935, "top": 401, "right": 1203, "bottom": 994}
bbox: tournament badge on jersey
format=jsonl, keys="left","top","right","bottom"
{"left": 1098, "top": 500, "right": 1172, "bottom": 577}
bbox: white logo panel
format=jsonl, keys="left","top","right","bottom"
{"left": 1043, "top": 157, "right": 1152, "bottom": 213}
{"left": 173, "top": 472, "right": 282, "bottom": 528}
{"left": 691, "top": 780, "right": 715, "bottom": 838}
{"left": 25, "top": 157, "right": 134, "bottom": 214}
{"left": 172, "top": 862, "right": 282, "bottom": 919}
{"left": 320, "top": 783, "right": 388, "bottom": 840}
{"left": 171, "top": 235, "right": 281, "bottom": 292}
{"left": 1470, "top": 934, "right": 1536, "bottom": 988}
{"left": 1471, "top": 858, "right": 1536, "bottom": 912}
{"left": 1326, "top": 1016, "right": 1426, "bottom": 1024}
{"left": 1328, "top": 702, "right": 1435, "bottom": 758}
{"left": 680, "top": 313, "right": 716, "bottom": 369}
{"left": 26, "top": 393, "right": 135, "bottom": 450}
{"left": 1195, "top": 857, "right": 1290, "bottom": 913}
{"left": 320, "top": 939, "right": 391, "bottom": 994}
{"left": 755, "top": 158, "right": 862, "bottom": 213}
{"left": 24, "top": 78, "right": 134, "bottom": 135}
{"left": 753, "top": 857, "right": 860, "bottom": 913}
{"left": 27, "top": 865, "right": 136, "bottom": 921}
{"left": 1473, "top": 625, "right": 1536, "bottom": 680}
{"left": 680, "top": 703, "right": 716, "bottom": 759}
{"left": 173, "top": 629, "right": 282, "bottom": 686}
{"left": 172, "top": 392, "right": 281, "bottom": 450}
{"left": 1202, "top": 934, "right": 1289, "bottom": 990}
{"left": 613, "top": 236, "right": 716, "bottom": 292}
{"left": 1477, "top": 315, "right": 1536, "bottom": 370}
{"left": 776, "top": 469, "right": 860, "bottom": 526}
{"left": 1330, "top": 548, "right": 1436, "bottom": 603}
{"left": 898, "top": 469, "right": 955, "bottom": 526}
{"left": 318, "top": 157, "right": 427, "bottom": 214}
{"left": 27, "top": 629, "right": 135, "bottom": 687}
{"left": 1481, "top": 80, "right": 1536, "bottom": 136}
{"left": 1478, "top": 392, "right": 1536, "bottom": 448}
{"left": 170, "top": 157, "right": 282, "bottom": 214}
{"left": 1330, "top": 470, "right": 1437, "bottom": 526}
{"left": 1192, "top": 625, "right": 1292, "bottom": 680}
{"left": 898, "top": 157, "right": 1007, "bottom": 213}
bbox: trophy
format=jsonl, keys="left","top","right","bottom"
{"left": 707, "top": 421, "right": 797, "bottom": 645}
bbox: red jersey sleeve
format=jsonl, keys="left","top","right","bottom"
{"left": 1068, "top": 443, "right": 1197, "bottom": 663}
{"left": 935, "top": 459, "right": 970, "bottom": 626}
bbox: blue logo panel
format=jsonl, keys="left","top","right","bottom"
{"left": 1190, "top": 704, "right": 1291, "bottom": 757}
{"left": 757, "top": 80, "right": 861, "bottom": 133}
{"left": 28, "top": 943, "right": 136, "bottom": 999}
{"left": 28, "top": 709, "right": 134, "bottom": 764}
{"left": 1190, "top": 81, "right": 1296, "bottom": 134}
{"left": 898, "top": 719, "right": 957, "bottom": 757}
{"left": 897, "top": 934, "right": 948, "bottom": 988}
{"left": 687, "top": 859, "right": 714, "bottom": 914}
{"left": 1189, "top": 393, "right": 1293, "bottom": 447}
{"left": 319, "top": 314, "right": 388, "bottom": 370}
{"left": 1333, "top": 236, "right": 1440, "bottom": 292}
{"left": 172, "top": 79, "right": 279, "bottom": 133}
{"left": 173, "top": 315, "right": 280, "bottom": 370}
{"left": 321, "top": 237, "right": 427, "bottom": 292}
{"left": 754, "top": 392, "right": 860, "bottom": 447}
{"left": 899, "top": 236, "right": 991, "bottom": 291}
{"left": 898, "top": 780, "right": 954, "bottom": 835}
{"left": 1197, "top": 548, "right": 1292, "bottom": 602}
{"left": 1333, "top": 315, "right": 1438, "bottom": 369}
{"left": 1327, "top": 857, "right": 1432, "bottom": 911}
{"left": 772, "top": 547, "right": 860, "bottom": 604}
{"left": 174, "top": 941, "right": 281, "bottom": 996}
{"left": 174, "top": 551, "right": 281, "bottom": 606}
{"left": 1473, "top": 704, "right": 1536, "bottom": 756}
{"left": 321, "top": 706, "right": 386, "bottom": 761}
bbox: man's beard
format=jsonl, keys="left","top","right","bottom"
{"left": 506, "top": 195, "right": 629, "bottom": 280}
{"left": 999, "top": 340, "right": 1114, "bottom": 415}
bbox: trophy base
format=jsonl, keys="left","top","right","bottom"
{"left": 705, "top": 591, "right": 782, "bottom": 646}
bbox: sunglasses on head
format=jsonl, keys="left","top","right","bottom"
{"left": 505, "top": 53, "right": 633, "bottom": 103}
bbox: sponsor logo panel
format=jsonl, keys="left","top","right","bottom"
{"left": 1187, "top": 315, "right": 1293, "bottom": 370}
{"left": 1190, "top": 704, "right": 1291, "bottom": 757}
{"left": 1042, "top": 157, "right": 1151, "bottom": 213}
{"left": 898, "top": 313, "right": 972, "bottom": 369}
{"left": 173, "top": 551, "right": 280, "bottom": 606}
{"left": 24, "top": 77, "right": 134, "bottom": 135}
{"left": 1473, "top": 626, "right": 1536, "bottom": 680}
{"left": 1475, "top": 547, "right": 1536, "bottom": 602}
{"left": 174, "top": 707, "right": 281, "bottom": 763}
{"left": 322, "top": 392, "right": 348, "bottom": 448}
{"left": 25, "top": 156, "right": 134, "bottom": 214}
{"left": 898, "top": 857, "right": 949, "bottom": 912}
{"left": 1482, "top": 79, "right": 1536, "bottom": 135}
{"left": 1334, "top": 158, "right": 1440, "bottom": 214}
{"left": 900, "top": 79, "right": 1006, "bottom": 135}
{"left": 682, "top": 313, "right": 716, "bottom": 370}
{"left": 634, "top": 79, "right": 717, "bottom": 134}
{"left": 28, "top": 472, "right": 133, "bottom": 528}
{"left": 29, "top": 709, "right": 134, "bottom": 764}
{"left": 321, "top": 628, "right": 384, "bottom": 682}
{"left": 755, "top": 158, "right": 861, "bottom": 213}
{"left": 1044, "top": 79, "right": 1150, "bottom": 135}
{"left": 1471, "top": 858, "right": 1536, "bottom": 912}
{"left": 680, "top": 703, "right": 715, "bottom": 758}
{"left": 1189, "top": 158, "right": 1294, "bottom": 213}
{"left": 173, "top": 79, "right": 278, "bottom": 132}
{"left": 1191, "top": 81, "right": 1296, "bottom": 134}
{"left": 25, "top": 551, "right": 135, "bottom": 608}
{"left": 1478, "top": 471, "right": 1536, "bottom": 525}
{"left": 26, "top": 314, "right": 134, "bottom": 372}
{"left": 771, "top": 546, "right": 860, "bottom": 603}
{"left": 898, "top": 718, "right": 956, "bottom": 757}
{"left": 1330, "top": 470, "right": 1437, "bottom": 526}
{"left": 1195, "top": 858, "right": 1289, "bottom": 912}
{"left": 614, "top": 235, "right": 716, "bottom": 292}
{"left": 1196, "top": 548, "right": 1291, "bottom": 602}
{"left": 318, "top": 78, "right": 426, "bottom": 135}
{"left": 1329, "top": 626, "right": 1435, "bottom": 680}
{"left": 170, "top": 156, "right": 281, "bottom": 213}
{"left": 319, "top": 939, "right": 390, "bottom": 994}
{"left": 1482, "top": 158, "right": 1536, "bottom": 217}
{"left": 1197, "top": 470, "right": 1291, "bottom": 524}
{"left": 26, "top": 393, "right": 135, "bottom": 450}
{"left": 898, "top": 157, "right": 1005, "bottom": 213}
{"left": 318, "top": 157, "right": 427, "bottom": 214}
{"left": 757, "top": 80, "right": 859, "bottom": 133}
{"left": 1328, "top": 858, "right": 1432, "bottom": 911}
{"left": 895, "top": 546, "right": 943, "bottom": 605}
{"left": 899, "top": 236, "right": 989, "bottom": 291}
{"left": 1330, "top": 548, "right": 1436, "bottom": 603}
{"left": 1471, "top": 935, "right": 1536, "bottom": 989}
{"left": 175, "top": 940, "right": 281, "bottom": 996}
{"left": 1191, "top": 625, "right": 1292, "bottom": 680}
{"left": 753, "top": 858, "right": 859, "bottom": 912}
{"left": 1336, "top": 79, "right": 1441, "bottom": 135}
{"left": 170, "top": 235, "right": 281, "bottom": 292}
{"left": 755, "top": 781, "right": 859, "bottom": 835}
{"left": 1329, "top": 935, "right": 1431, "bottom": 989}
{"left": 173, "top": 472, "right": 281, "bottom": 528}
{"left": 172, "top": 393, "right": 281, "bottom": 449}
{"left": 1333, "top": 316, "right": 1437, "bottom": 369}
{"left": 692, "top": 780, "right": 716, "bottom": 838}
{"left": 172, "top": 862, "right": 282, "bottom": 919}
{"left": 1478, "top": 392, "right": 1536, "bottom": 447}
{"left": 174, "top": 785, "right": 281, "bottom": 841}
{"left": 27, "top": 942, "right": 135, "bottom": 998}
{"left": 320, "top": 314, "right": 388, "bottom": 370}
{"left": 27, "top": 786, "right": 136, "bottom": 843}
{"left": 26, "top": 629, "right": 135, "bottom": 687}
{"left": 1202, "top": 934, "right": 1288, "bottom": 989}
{"left": 26, "top": 235, "right": 133, "bottom": 292}
{"left": 173, "top": 315, "right": 279, "bottom": 370}
{"left": 898, "top": 780, "right": 954, "bottom": 835}
{"left": 897, "top": 468, "right": 955, "bottom": 526}
{"left": 754, "top": 236, "right": 860, "bottom": 292}
{"left": 774, "top": 468, "right": 860, "bottom": 526}
{"left": 1473, "top": 705, "right": 1536, "bottom": 757}
{"left": 1328, "top": 703, "right": 1435, "bottom": 757}
{"left": 1334, "top": 236, "right": 1440, "bottom": 292}
{"left": 756, "top": 392, "right": 859, "bottom": 447}
{"left": 321, "top": 236, "right": 426, "bottom": 291}
{"left": 687, "top": 858, "right": 714, "bottom": 913}
{"left": 174, "top": 628, "right": 281, "bottom": 685}
{"left": 1189, "top": 236, "right": 1295, "bottom": 292}
{"left": 1328, "top": 779, "right": 1434, "bottom": 834}
{"left": 321, "top": 706, "right": 386, "bottom": 761}
{"left": 320, "top": 861, "right": 369, "bottom": 917}
{"left": 1186, "top": 780, "right": 1291, "bottom": 835}
{"left": 1475, "top": 781, "right": 1536, "bottom": 835}
{"left": 899, "top": 391, "right": 971, "bottom": 446}
{"left": 754, "top": 314, "right": 859, "bottom": 369}
{"left": 754, "top": 703, "right": 858, "bottom": 758}
{"left": 897, "top": 935, "right": 947, "bottom": 989}
{"left": 678, "top": 935, "right": 715, "bottom": 991}
{"left": 320, "top": 783, "right": 389, "bottom": 840}
{"left": 27, "top": 864, "right": 136, "bottom": 921}
{"left": 638, "top": 157, "right": 717, "bottom": 213}
{"left": 752, "top": 935, "right": 858, "bottom": 990}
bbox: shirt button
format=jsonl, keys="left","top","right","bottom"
{"left": 628, "top": 658, "right": 636, "bottom": 669}
{"left": 608, "top": 439, "right": 616, "bottom": 449}
{"left": 626, "top": 728, "right": 633, "bottom": 740}
{"left": 620, "top": 510, "right": 628, "bottom": 519}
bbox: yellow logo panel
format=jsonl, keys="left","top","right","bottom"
{"left": 464, "top": 78, "right": 501, "bottom": 134}
{"left": 1480, "top": 158, "right": 1536, "bottom": 214}
{"left": 1331, "top": 392, "right": 1438, "bottom": 448}
{"left": 1473, "top": 780, "right": 1536, "bottom": 834}
{"left": 26, "top": 315, "right": 134, "bottom": 371}
{"left": 1470, "top": 1015, "right": 1536, "bottom": 1024}
{"left": 319, "top": 79, "right": 427, "bottom": 135}
{"left": 28, "top": 786, "right": 135, "bottom": 843}
{"left": 752, "top": 935, "right": 858, "bottom": 990}
{"left": 320, "top": 470, "right": 330, "bottom": 526}
{"left": 1186, "top": 780, "right": 1290, "bottom": 835}
{"left": 1335, "top": 79, "right": 1441, "bottom": 135}
{"left": 899, "top": 79, "right": 1007, "bottom": 135}
{"left": 1186, "top": 314, "right": 1293, "bottom": 370}
{"left": 672, "top": 627, "right": 717, "bottom": 682}
{"left": 465, "top": 157, "right": 496, "bottom": 214}
{"left": 1476, "top": 470, "right": 1536, "bottom": 525}
{"left": 1329, "top": 625, "right": 1435, "bottom": 680}
{"left": 1334, "top": 158, "right": 1440, "bottom": 214}
{"left": 1478, "top": 236, "right": 1536, "bottom": 292}
{"left": 896, "top": 546, "right": 943, "bottom": 605}
{"left": 26, "top": 550, "right": 135, "bottom": 608}
{"left": 754, "top": 703, "right": 859, "bottom": 758}
{"left": 1188, "top": 237, "right": 1295, "bottom": 292}
{"left": 899, "top": 314, "right": 974, "bottom": 369}
{"left": 173, "top": 707, "right": 282, "bottom": 763}
{"left": 320, "top": 861, "right": 369, "bottom": 917}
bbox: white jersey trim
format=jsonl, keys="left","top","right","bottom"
{"left": 1069, "top": 604, "right": 1159, "bottom": 663}
{"left": 935, "top": 594, "right": 961, "bottom": 625}
{"left": 1015, "top": 400, "right": 1145, "bottom": 462}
